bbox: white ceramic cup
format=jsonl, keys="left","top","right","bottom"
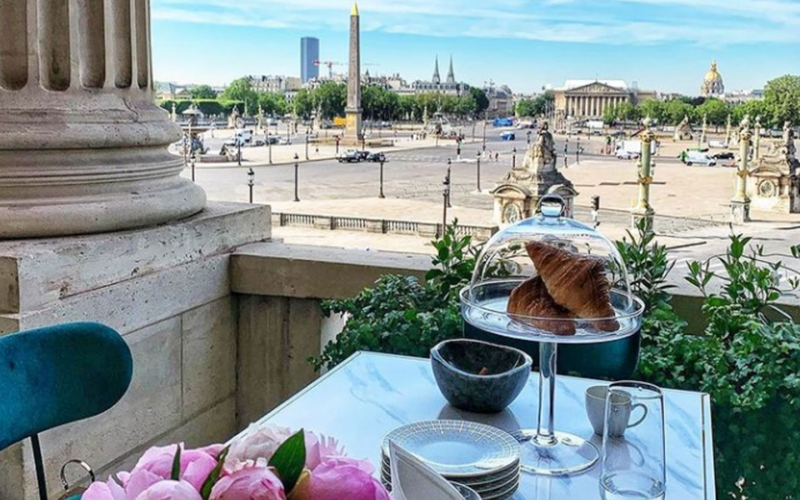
{"left": 585, "top": 385, "right": 648, "bottom": 438}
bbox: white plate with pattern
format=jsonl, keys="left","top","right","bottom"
{"left": 381, "top": 421, "right": 520, "bottom": 478}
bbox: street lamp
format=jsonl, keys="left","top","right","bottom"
{"left": 268, "top": 135, "right": 273, "bottom": 165}
{"left": 335, "top": 136, "right": 341, "bottom": 155}
{"left": 305, "top": 132, "right": 310, "bottom": 161}
{"left": 446, "top": 159, "right": 452, "bottom": 209}
{"left": 190, "top": 153, "right": 196, "bottom": 182}
{"left": 293, "top": 153, "right": 300, "bottom": 202}
{"left": 457, "top": 138, "right": 462, "bottom": 160}
{"left": 482, "top": 113, "right": 487, "bottom": 151}
{"left": 379, "top": 157, "right": 386, "bottom": 199}
{"left": 512, "top": 147, "right": 517, "bottom": 169}
{"left": 237, "top": 138, "right": 242, "bottom": 167}
{"left": 527, "top": 130, "right": 532, "bottom": 145}
{"left": 476, "top": 151, "right": 482, "bottom": 193}
{"left": 576, "top": 137, "right": 581, "bottom": 164}
{"left": 442, "top": 163, "right": 451, "bottom": 237}
{"left": 247, "top": 168, "right": 255, "bottom": 204}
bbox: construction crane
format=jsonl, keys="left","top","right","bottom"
{"left": 314, "top": 60, "right": 344, "bottom": 79}
{"left": 314, "top": 60, "right": 380, "bottom": 79}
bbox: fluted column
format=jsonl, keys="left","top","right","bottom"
{"left": 0, "top": 0, "right": 205, "bottom": 237}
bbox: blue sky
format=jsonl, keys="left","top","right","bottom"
{"left": 151, "top": 0, "right": 800, "bottom": 95}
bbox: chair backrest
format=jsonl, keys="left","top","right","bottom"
{"left": 0, "top": 322, "right": 133, "bottom": 452}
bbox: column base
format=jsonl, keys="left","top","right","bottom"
{"left": 730, "top": 199, "right": 751, "bottom": 225}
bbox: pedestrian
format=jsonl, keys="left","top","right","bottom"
{"left": 495, "top": 152, "right": 499, "bottom": 162}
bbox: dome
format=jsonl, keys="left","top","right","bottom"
{"left": 704, "top": 61, "right": 723, "bottom": 84}
{"left": 460, "top": 195, "right": 644, "bottom": 344}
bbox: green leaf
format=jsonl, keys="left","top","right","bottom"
{"left": 171, "top": 445, "right": 182, "bottom": 481}
{"left": 268, "top": 430, "right": 306, "bottom": 493}
{"left": 200, "top": 446, "right": 230, "bottom": 500}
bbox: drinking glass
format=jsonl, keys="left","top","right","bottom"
{"left": 600, "top": 381, "right": 666, "bottom": 500}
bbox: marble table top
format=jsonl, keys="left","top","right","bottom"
{"left": 237, "top": 352, "right": 715, "bottom": 499}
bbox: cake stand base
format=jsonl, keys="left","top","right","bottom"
{"left": 513, "top": 430, "right": 599, "bottom": 476}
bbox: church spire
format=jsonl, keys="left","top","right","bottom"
{"left": 446, "top": 55, "right": 456, "bottom": 85}
{"left": 432, "top": 56, "right": 441, "bottom": 85}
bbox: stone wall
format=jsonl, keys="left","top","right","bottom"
{"left": 0, "top": 203, "right": 270, "bottom": 500}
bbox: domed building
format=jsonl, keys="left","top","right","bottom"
{"left": 701, "top": 61, "right": 725, "bottom": 97}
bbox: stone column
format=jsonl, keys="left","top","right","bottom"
{"left": 632, "top": 117, "right": 656, "bottom": 233}
{"left": 344, "top": 2, "right": 362, "bottom": 143}
{"left": 753, "top": 116, "right": 762, "bottom": 161}
{"left": 731, "top": 116, "right": 752, "bottom": 224}
{"left": 0, "top": 0, "right": 205, "bottom": 238}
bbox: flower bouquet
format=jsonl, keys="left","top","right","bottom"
{"left": 84, "top": 425, "right": 390, "bottom": 500}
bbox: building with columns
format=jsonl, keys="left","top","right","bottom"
{"left": 553, "top": 80, "right": 657, "bottom": 121}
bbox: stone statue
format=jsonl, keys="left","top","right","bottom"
{"left": 674, "top": 115, "right": 693, "bottom": 141}
{"left": 784, "top": 121, "right": 796, "bottom": 157}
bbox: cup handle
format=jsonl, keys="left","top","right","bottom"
{"left": 627, "top": 403, "right": 648, "bottom": 429}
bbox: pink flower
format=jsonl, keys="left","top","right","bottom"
{"left": 228, "top": 425, "right": 348, "bottom": 473}
{"left": 210, "top": 465, "right": 286, "bottom": 500}
{"left": 83, "top": 476, "right": 129, "bottom": 500}
{"left": 304, "top": 433, "right": 346, "bottom": 472}
{"left": 227, "top": 425, "right": 295, "bottom": 467}
{"left": 130, "top": 444, "right": 218, "bottom": 491}
{"left": 135, "top": 480, "right": 203, "bottom": 500}
{"left": 306, "top": 460, "right": 389, "bottom": 500}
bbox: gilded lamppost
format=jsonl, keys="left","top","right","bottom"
{"left": 725, "top": 114, "right": 732, "bottom": 146}
{"left": 631, "top": 116, "right": 656, "bottom": 233}
{"left": 731, "top": 115, "right": 752, "bottom": 224}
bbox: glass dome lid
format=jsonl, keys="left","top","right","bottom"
{"left": 460, "top": 196, "right": 644, "bottom": 344}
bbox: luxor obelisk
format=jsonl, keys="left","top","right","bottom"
{"left": 345, "top": 2, "right": 363, "bottom": 143}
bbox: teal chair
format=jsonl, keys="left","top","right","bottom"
{"left": 0, "top": 323, "right": 133, "bottom": 500}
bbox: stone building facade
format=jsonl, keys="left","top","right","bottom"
{"left": 553, "top": 80, "right": 656, "bottom": 121}
{"left": 412, "top": 57, "right": 470, "bottom": 96}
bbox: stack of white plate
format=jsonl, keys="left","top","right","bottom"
{"left": 380, "top": 421, "right": 521, "bottom": 500}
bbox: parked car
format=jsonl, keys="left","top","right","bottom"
{"left": 337, "top": 150, "right": 361, "bottom": 163}
{"left": 616, "top": 150, "right": 640, "bottom": 160}
{"left": 357, "top": 150, "right": 371, "bottom": 161}
{"left": 683, "top": 151, "right": 717, "bottom": 167}
{"left": 500, "top": 132, "right": 516, "bottom": 141}
{"left": 278, "top": 138, "right": 292, "bottom": 145}
{"left": 711, "top": 152, "right": 735, "bottom": 160}
{"left": 367, "top": 152, "right": 386, "bottom": 163}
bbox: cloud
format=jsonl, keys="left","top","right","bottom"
{"left": 151, "top": 0, "right": 800, "bottom": 45}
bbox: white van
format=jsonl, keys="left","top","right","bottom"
{"left": 683, "top": 151, "right": 717, "bottom": 167}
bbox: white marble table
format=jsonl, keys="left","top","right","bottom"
{"left": 238, "top": 352, "right": 716, "bottom": 499}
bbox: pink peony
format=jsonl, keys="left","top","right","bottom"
{"left": 228, "top": 425, "right": 348, "bottom": 473}
{"left": 304, "top": 433, "right": 346, "bottom": 472}
{"left": 306, "top": 460, "right": 389, "bottom": 500}
{"left": 83, "top": 476, "right": 129, "bottom": 500}
{"left": 227, "top": 425, "right": 295, "bottom": 467}
{"left": 130, "top": 444, "right": 219, "bottom": 491}
{"left": 210, "top": 464, "right": 286, "bottom": 500}
{"left": 135, "top": 480, "right": 203, "bottom": 500}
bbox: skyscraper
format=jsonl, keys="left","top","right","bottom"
{"left": 301, "top": 37, "right": 320, "bottom": 84}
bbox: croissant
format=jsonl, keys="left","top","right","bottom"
{"left": 508, "top": 276, "right": 576, "bottom": 336}
{"left": 525, "top": 241, "right": 619, "bottom": 332}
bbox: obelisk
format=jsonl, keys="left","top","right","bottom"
{"left": 345, "top": 2, "right": 363, "bottom": 143}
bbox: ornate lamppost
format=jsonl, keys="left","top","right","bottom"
{"left": 247, "top": 168, "right": 255, "bottom": 204}
{"left": 753, "top": 116, "right": 762, "bottom": 162}
{"left": 446, "top": 158, "right": 453, "bottom": 208}
{"left": 379, "top": 157, "right": 386, "bottom": 199}
{"left": 631, "top": 116, "right": 656, "bottom": 233}
{"left": 476, "top": 151, "right": 482, "bottom": 193}
{"left": 731, "top": 116, "right": 752, "bottom": 224}
{"left": 293, "top": 153, "right": 300, "bottom": 202}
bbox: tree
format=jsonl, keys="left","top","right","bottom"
{"left": 732, "top": 99, "right": 769, "bottom": 127}
{"left": 220, "top": 78, "right": 258, "bottom": 115}
{"left": 190, "top": 85, "right": 217, "bottom": 100}
{"left": 616, "top": 102, "right": 641, "bottom": 122}
{"left": 468, "top": 87, "right": 490, "bottom": 118}
{"left": 763, "top": 75, "right": 800, "bottom": 127}
{"left": 637, "top": 99, "right": 666, "bottom": 125}
{"left": 515, "top": 98, "right": 536, "bottom": 118}
{"left": 292, "top": 89, "right": 314, "bottom": 119}
{"left": 313, "top": 82, "right": 346, "bottom": 120}
{"left": 257, "top": 92, "right": 288, "bottom": 117}
{"left": 603, "top": 105, "right": 618, "bottom": 126}
{"left": 696, "top": 98, "right": 729, "bottom": 128}
{"left": 664, "top": 99, "right": 695, "bottom": 125}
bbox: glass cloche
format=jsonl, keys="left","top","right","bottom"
{"left": 461, "top": 195, "right": 644, "bottom": 344}
{"left": 459, "top": 195, "right": 645, "bottom": 477}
